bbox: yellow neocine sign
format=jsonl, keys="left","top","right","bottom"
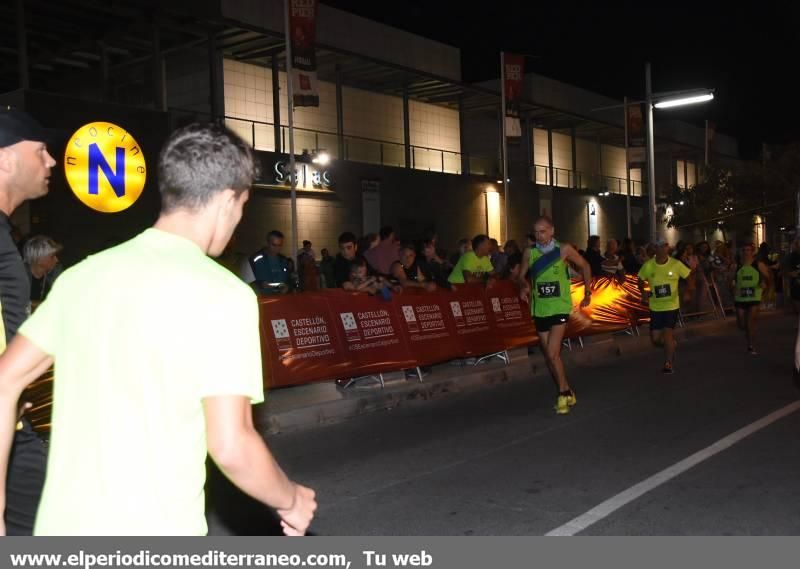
{"left": 64, "top": 122, "right": 146, "bottom": 213}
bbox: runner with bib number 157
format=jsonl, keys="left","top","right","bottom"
{"left": 518, "top": 216, "right": 592, "bottom": 415}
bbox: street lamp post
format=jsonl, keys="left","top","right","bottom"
{"left": 644, "top": 63, "right": 714, "bottom": 242}
{"left": 593, "top": 70, "right": 713, "bottom": 243}
{"left": 646, "top": 63, "right": 657, "bottom": 242}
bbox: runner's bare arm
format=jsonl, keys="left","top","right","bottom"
{"left": 638, "top": 276, "right": 650, "bottom": 302}
{"left": 563, "top": 244, "right": 592, "bottom": 307}
{"left": 204, "top": 395, "right": 317, "bottom": 536}
{"left": 0, "top": 335, "right": 54, "bottom": 535}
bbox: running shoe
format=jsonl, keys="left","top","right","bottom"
{"left": 565, "top": 390, "right": 577, "bottom": 406}
{"left": 554, "top": 395, "right": 570, "bottom": 415}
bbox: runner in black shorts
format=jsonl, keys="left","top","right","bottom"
{"left": 638, "top": 239, "right": 693, "bottom": 374}
{"left": 649, "top": 309, "right": 679, "bottom": 331}
{"left": 734, "top": 243, "right": 771, "bottom": 355}
{"left": 518, "top": 216, "right": 591, "bottom": 414}
{"left": 534, "top": 313, "right": 570, "bottom": 332}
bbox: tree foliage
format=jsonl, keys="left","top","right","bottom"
{"left": 667, "top": 145, "right": 800, "bottom": 240}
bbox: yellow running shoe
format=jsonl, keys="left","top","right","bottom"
{"left": 566, "top": 390, "right": 577, "bottom": 406}
{"left": 555, "top": 395, "right": 570, "bottom": 415}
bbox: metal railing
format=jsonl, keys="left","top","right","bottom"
{"left": 216, "top": 114, "right": 497, "bottom": 177}
{"left": 170, "top": 109, "right": 646, "bottom": 193}
{"left": 533, "top": 164, "right": 647, "bottom": 196}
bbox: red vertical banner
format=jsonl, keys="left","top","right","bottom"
{"left": 503, "top": 53, "right": 525, "bottom": 139}
{"left": 706, "top": 121, "right": 716, "bottom": 149}
{"left": 258, "top": 294, "right": 348, "bottom": 388}
{"left": 626, "top": 103, "right": 646, "bottom": 166}
{"left": 289, "top": 0, "right": 320, "bottom": 107}
{"left": 705, "top": 120, "right": 716, "bottom": 165}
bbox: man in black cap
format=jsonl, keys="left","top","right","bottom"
{"left": 0, "top": 108, "right": 56, "bottom": 534}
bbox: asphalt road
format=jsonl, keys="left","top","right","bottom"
{"left": 208, "top": 312, "right": 800, "bottom": 536}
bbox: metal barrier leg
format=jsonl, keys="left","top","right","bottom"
{"left": 416, "top": 367, "right": 424, "bottom": 383}
{"left": 474, "top": 351, "right": 508, "bottom": 365}
{"left": 709, "top": 279, "right": 721, "bottom": 318}
{"left": 341, "top": 374, "right": 386, "bottom": 389}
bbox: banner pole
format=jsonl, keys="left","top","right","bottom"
{"left": 500, "top": 52, "right": 510, "bottom": 242}
{"left": 624, "top": 96, "right": 632, "bottom": 239}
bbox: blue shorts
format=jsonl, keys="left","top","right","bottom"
{"left": 650, "top": 309, "right": 679, "bottom": 331}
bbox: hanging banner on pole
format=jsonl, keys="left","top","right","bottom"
{"left": 503, "top": 53, "right": 525, "bottom": 139}
{"left": 289, "top": 0, "right": 320, "bottom": 107}
{"left": 705, "top": 120, "right": 716, "bottom": 166}
{"left": 626, "top": 103, "right": 647, "bottom": 166}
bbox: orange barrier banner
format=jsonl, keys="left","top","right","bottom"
{"left": 258, "top": 276, "right": 650, "bottom": 389}
{"left": 484, "top": 279, "right": 539, "bottom": 349}
{"left": 24, "top": 276, "right": 653, "bottom": 436}
{"left": 324, "top": 291, "right": 417, "bottom": 375}
{"left": 566, "top": 275, "right": 649, "bottom": 336}
{"left": 441, "top": 283, "right": 506, "bottom": 356}
{"left": 394, "top": 289, "right": 463, "bottom": 366}
{"left": 259, "top": 293, "right": 350, "bottom": 388}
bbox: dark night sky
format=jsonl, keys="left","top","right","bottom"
{"left": 324, "top": 0, "right": 799, "bottom": 159}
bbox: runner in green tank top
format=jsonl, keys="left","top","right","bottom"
{"left": 734, "top": 243, "right": 771, "bottom": 355}
{"left": 517, "top": 216, "right": 592, "bottom": 415}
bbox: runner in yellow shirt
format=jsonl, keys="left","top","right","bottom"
{"left": 637, "top": 238, "right": 693, "bottom": 374}
{"left": 733, "top": 242, "right": 771, "bottom": 355}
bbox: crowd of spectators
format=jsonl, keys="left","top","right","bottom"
{"left": 22, "top": 218, "right": 800, "bottom": 315}
{"left": 223, "top": 223, "right": 800, "bottom": 315}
